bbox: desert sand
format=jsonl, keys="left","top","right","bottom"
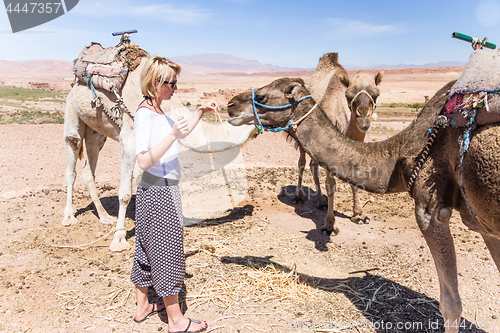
{"left": 1, "top": 66, "right": 499, "bottom": 333}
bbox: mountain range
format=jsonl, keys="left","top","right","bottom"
{"left": 0, "top": 54, "right": 466, "bottom": 79}
{"left": 170, "top": 53, "right": 306, "bottom": 74}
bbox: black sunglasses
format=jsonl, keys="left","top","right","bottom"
{"left": 161, "top": 80, "right": 177, "bottom": 89}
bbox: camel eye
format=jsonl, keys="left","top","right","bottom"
{"left": 255, "top": 93, "right": 267, "bottom": 103}
{"left": 366, "top": 87, "right": 379, "bottom": 100}
{"left": 345, "top": 90, "right": 355, "bottom": 101}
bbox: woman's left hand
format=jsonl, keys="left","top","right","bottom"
{"left": 198, "top": 101, "right": 220, "bottom": 114}
{"left": 172, "top": 118, "right": 189, "bottom": 139}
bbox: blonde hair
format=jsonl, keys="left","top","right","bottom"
{"left": 140, "top": 55, "right": 181, "bottom": 98}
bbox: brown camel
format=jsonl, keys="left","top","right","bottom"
{"left": 226, "top": 77, "right": 500, "bottom": 333}
{"left": 294, "top": 53, "right": 383, "bottom": 233}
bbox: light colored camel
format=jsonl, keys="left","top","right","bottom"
{"left": 63, "top": 57, "right": 256, "bottom": 251}
{"left": 293, "top": 53, "right": 382, "bottom": 234}
{"left": 227, "top": 77, "right": 500, "bottom": 333}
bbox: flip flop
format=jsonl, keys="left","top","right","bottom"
{"left": 133, "top": 303, "right": 165, "bottom": 323}
{"left": 168, "top": 318, "right": 208, "bottom": 333}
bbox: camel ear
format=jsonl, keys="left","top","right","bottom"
{"left": 375, "top": 71, "right": 384, "bottom": 86}
{"left": 285, "top": 82, "right": 303, "bottom": 99}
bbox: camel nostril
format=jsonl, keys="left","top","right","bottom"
{"left": 227, "top": 102, "right": 234, "bottom": 108}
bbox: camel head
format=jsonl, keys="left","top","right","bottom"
{"left": 227, "top": 77, "right": 310, "bottom": 128}
{"left": 346, "top": 71, "right": 384, "bottom": 132}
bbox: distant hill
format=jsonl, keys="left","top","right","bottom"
{"left": 170, "top": 53, "right": 309, "bottom": 75}
{"left": 0, "top": 60, "right": 73, "bottom": 79}
{"left": 346, "top": 60, "right": 467, "bottom": 70}
{"left": 0, "top": 55, "right": 466, "bottom": 81}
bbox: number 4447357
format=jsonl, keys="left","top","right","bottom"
{"left": 444, "top": 318, "right": 500, "bottom": 330}
{"left": 5, "top": 2, "right": 62, "bottom": 14}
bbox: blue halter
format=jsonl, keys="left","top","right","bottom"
{"left": 252, "top": 88, "right": 313, "bottom": 133}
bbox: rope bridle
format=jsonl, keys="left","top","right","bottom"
{"left": 252, "top": 88, "right": 317, "bottom": 133}
{"left": 349, "top": 90, "right": 377, "bottom": 112}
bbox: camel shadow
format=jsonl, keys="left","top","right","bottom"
{"left": 75, "top": 194, "right": 137, "bottom": 241}
{"left": 278, "top": 185, "right": 350, "bottom": 221}
{"left": 75, "top": 194, "right": 253, "bottom": 239}
{"left": 220, "top": 255, "right": 486, "bottom": 333}
{"left": 74, "top": 194, "right": 136, "bottom": 220}
{"left": 278, "top": 185, "right": 352, "bottom": 251}
{"left": 184, "top": 204, "right": 254, "bottom": 228}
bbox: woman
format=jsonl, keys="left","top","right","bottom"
{"left": 131, "top": 55, "right": 216, "bottom": 333}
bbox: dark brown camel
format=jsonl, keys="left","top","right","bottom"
{"left": 296, "top": 53, "right": 383, "bottom": 233}
{"left": 226, "top": 77, "right": 500, "bottom": 333}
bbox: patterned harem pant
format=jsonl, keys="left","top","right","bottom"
{"left": 130, "top": 181, "right": 185, "bottom": 297}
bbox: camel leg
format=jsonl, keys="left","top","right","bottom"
{"left": 293, "top": 147, "right": 307, "bottom": 204}
{"left": 62, "top": 99, "right": 86, "bottom": 226}
{"left": 481, "top": 233, "right": 500, "bottom": 272}
{"left": 415, "top": 202, "right": 461, "bottom": 333}
{"left": 310, "top": 161, "right": 327, "bottom": 209}
{"left": 109, "top": 126, "right": 135, "bottom": 252}
{"left": 82, "top": 127, "right": 116, "bottom": 225}
{"left": 350, "top": 185, "right": 370, "bottom": 224}
{"left": 320, "top": 172, "right": 339, "bottom": 235}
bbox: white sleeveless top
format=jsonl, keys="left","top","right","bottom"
{"left": 134, "top": 107, "right": 181, "bottom": 180}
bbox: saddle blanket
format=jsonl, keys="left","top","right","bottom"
{"left": 446, "top": 48, "right": 500, "bottom": 127}
{"left": 73, "top": 42, "right": 128, "bottom": 92}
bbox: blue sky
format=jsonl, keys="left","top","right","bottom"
{"left": 1, "top": 0, "right": 500, "bottom": 68}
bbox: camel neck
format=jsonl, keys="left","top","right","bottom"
{"left": 291, "top": 96, "right": 403, "bottom": 194}
{"left": 289, "top": 79, "right": 454, "bottom": 194}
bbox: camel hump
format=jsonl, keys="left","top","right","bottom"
{"left": 316, "top": 52, "right": 340, "bottom": 70}
{"left": 446, "top": 48, "right": 500, "bottom": 127}
{"left": 450, "top": 48, "right": 500, "bottom": 95}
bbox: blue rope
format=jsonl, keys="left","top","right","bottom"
{"left": 459, "top": 107, "right": 478, "bottom": 220}
{"left": 252, "top": 88, "right": 312, "bottom": 133}
{"left": 85, "top": 77, "right": 99, "bottom": 100}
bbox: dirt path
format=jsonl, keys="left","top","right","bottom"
{"left": 0, "top": 124, "right": 499, "bottom": 333}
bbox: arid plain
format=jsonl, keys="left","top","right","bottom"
{"left": 1, "top": 63, "right": 499, "bottom": 333}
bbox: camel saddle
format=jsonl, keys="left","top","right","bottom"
{"left": 73, "top": 42, "right": 129, "bottom": 92}
{"left": 73, "top": 40, "right": 149, "bottom": 93}
{"left": 445, "top": 48, "right": 500, "bottom": 127}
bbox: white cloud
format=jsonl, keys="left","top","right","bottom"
{"left": 73, "top": 0, "right": 210, "bottom": 24}
{"left": 325, "top": 18, "right": 399, "bottom": 39}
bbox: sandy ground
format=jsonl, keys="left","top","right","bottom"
{"left": 1, "top": 70, "right": 500, "bottom": 333}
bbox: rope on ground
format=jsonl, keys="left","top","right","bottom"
{"left": 50, "top": 227, "right": 121, "bottom": 249}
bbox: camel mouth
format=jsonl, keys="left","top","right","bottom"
{"left": 358, "top": 125, "right": 371, "bottom": 132}
{"left": 227, "top": 117, "right": 240, "bottom": 125}
{"left": 227, "top": 114, "right": 252, "bottom": 126}
{"left": 227, "top": 104, "right": 258, "bottom": 126}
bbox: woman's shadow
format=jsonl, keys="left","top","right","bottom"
{"left": 219, "top": 255, "right": 486, "bottom": 333}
